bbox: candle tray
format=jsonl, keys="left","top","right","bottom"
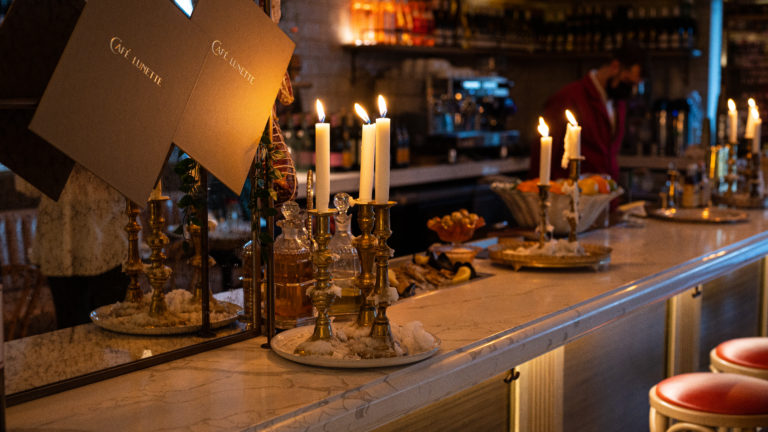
{"left": 488, "top": 240, "right": 612, "bottom": 271}
{"left": 271, "top": 323, "right": 441, "bottom": 368}
{"left": 649, "top": 207, "right": 749, "bottom": 224}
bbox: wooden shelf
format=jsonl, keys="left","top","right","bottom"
{"left": 342, "top": 43, "right": 701, "bottom": 81}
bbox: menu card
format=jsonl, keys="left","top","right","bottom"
{"left": 174, "top": 0, "right": 295, "bottom": 196}
{"left": 29, "top": 0, "right": 294, "bottom": 205}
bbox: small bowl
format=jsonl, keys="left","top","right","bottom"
{"left": 431, "top": 245, "right": 482, "bottom": 265}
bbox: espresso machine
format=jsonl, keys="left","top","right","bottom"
{"left": 421, "top": 75, "right": 519, "bottom": 163}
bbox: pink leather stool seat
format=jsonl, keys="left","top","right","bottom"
{"left": 656, "top": 372, "right": 768, "bottom": 415}
{"left": 716, "top": 337, "right": 768, "bottom": 370}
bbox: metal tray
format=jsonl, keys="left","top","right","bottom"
{"left": 271, "top": 325, "right": 441, "bottom": 368}
{"left": 488, "top": 241, "right": 611, "bottom": 271}
{"left": 90, "top": 301, "right": 241, "bottom": 335}
{"left": 650, "top": 207, "right": 748, "bottom": 224}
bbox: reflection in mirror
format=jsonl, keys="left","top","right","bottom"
{"left": 2, "top": 157, "right": 251, "bottom": 397}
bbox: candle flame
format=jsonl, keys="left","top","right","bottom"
{"left": 316, "top": 99, "right": 326, "bottom": 123}
{"left": 749, "top": 98, "right": 756, "bottom": 109}
{"left": 378, "top": 94, "right": 387, "bottom": 117}
{"left": 354, "top": 103, "right": 370, "bottom": 124}
{"left": 565, "top": 109, "right": 578, "bottom": 127}
{"left": 728, "top": 98, "right": 736, "bottom": 112}
{"left": 538, "top": 117, "right": 549, "bottom": 137}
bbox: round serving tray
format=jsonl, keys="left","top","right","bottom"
{"left": 90, "top": 301, "right": 241, "bottom": 335}
{"left": 271, "top": 325, "right": 441, "bottom": 368}
{"left": 488, "top": 241, "right": 612, "bottom": 271}
{"left": 650, "top": 207, "right": 748, "bottom": 224}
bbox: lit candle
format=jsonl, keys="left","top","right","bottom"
{"left": 745, "top": 98, "right": 757, "bottom": 140}
{"left": 355, "top": 103, "right": 375, "bottom": 202}
{"left": 562, "top": 109, "right": 581, "bottom": 169}
{"left": 538, "top": 117, "right": 552, "bottom": 185}
{"left": 753, "top": 110, "right": 762, "bottom": 154}
{"left": 728, "top": 98, "right": 738, "bottom": 144}
{"left": 375, "top": 95, "right": 391, "bottom": 203}
{"left": 149, "top": 178, "right": 163, "bottom": 200}
{"left": 315, "top": 99, "right": 330, "bottom": 212}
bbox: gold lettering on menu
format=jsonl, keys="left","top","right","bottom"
{"left": 109, "top": 37, "right": 164, "bottom": 87}
{"left": 211, "top": 40, "right": 255, "bottom": 86}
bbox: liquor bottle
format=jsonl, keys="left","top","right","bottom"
{"left": 328, "top": 193, "right": 361, "bottom": 318}
{"left": 382, "top": 0, "right": 396, "bottom": 44}
{"left": 395, "top": 125, "right": 411, "bottom": 168}
{"left": 274, "top": 201, "right": 314, "bottom": 329}
{"left": 602, "top": 7, "right": 615, "bottom": 51}
{"left": 670, "top": 5, "right": 682, "bottom": 50}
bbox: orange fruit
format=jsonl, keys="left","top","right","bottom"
{"left": 517, "top": 179, "right": 538, "bottom": 193}
{"left": 578, "top": 178, "right": 599, "bottom": 195}
{"left": 590, "top": 176, "right": 610, "bottom": 194}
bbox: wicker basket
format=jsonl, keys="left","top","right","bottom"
{"left": 491, "top": 182, "right": 623, "bottom": 235}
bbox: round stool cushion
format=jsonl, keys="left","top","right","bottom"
{"left": 716, "top": 337, "right": 768, "bottom": 370}
{"left": 656, "top": 372, "right": 768, "bottom": 415}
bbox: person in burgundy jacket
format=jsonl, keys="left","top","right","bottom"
{"left": 529, "top": 43, "right": 648, "bottom": 182}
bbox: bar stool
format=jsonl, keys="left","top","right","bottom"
{"left": 710, "top": 337, "right": 768, "bottom": 380}
{"left": 649, "top": 372, "right": 768, "bottom": 431}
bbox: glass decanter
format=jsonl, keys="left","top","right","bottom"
{"left": 274, "top": 201, "right": 314, "bottom": 328}
{"left": 328, "top": 193, "right": 362, "bottom": 318}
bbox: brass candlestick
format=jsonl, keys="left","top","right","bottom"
{"left": 295, "top": 209, "right": 337, "bottom": 354}
{"left": 537, "top": 185, "right": 551, "bottom": 248}
{"left": 189, "top": 223, "right": 217, "bottom": 303}
{"left": 147, "top": 197, "right": 171, "bottom": 316}
{"left": 354, "top": 201, "right": 377, "bottom": 328}
{"left": 123, "top": 200, "right": 144, "bottom": 303}
{"left": 306, "top": 169, "right": 314, "bottom": 243}
{"left": 566, "top": 158, "right": 583, "bottom": 243}
{"left": 369, "top": 201, "right": 397, "bottom": 358}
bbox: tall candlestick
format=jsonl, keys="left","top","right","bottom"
{"left": 728, "top": 98, "right": 738, "bottom": 144}
{"left": 538, "top": 117, "right": 552, "bottom": 185}
{"left": 562, "top": 109, "right": 581, "bottom": 169}
{"left": 315, "top": 99, "right": 330, "bottom": 212}
{"left": 355, "top": 103, "right": 375, "bottom": 202}
{"left": 375, "top": 95, "right": 391, "bottom": 203}
{"left": 746, "top": 98, "right": 757, "bottom": 140}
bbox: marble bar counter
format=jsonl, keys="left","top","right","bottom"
{"left": 8, "top": 210, "right": 768, "bottom": 431}
{"left": 294, "top": 157, "right": 529, "bottom": 198}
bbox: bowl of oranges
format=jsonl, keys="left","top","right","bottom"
{"left": 490, "top": 175, "right": 622, "bottom": 235}
{"left": 427, "top": 209, "right": 486, "bottom": 244}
